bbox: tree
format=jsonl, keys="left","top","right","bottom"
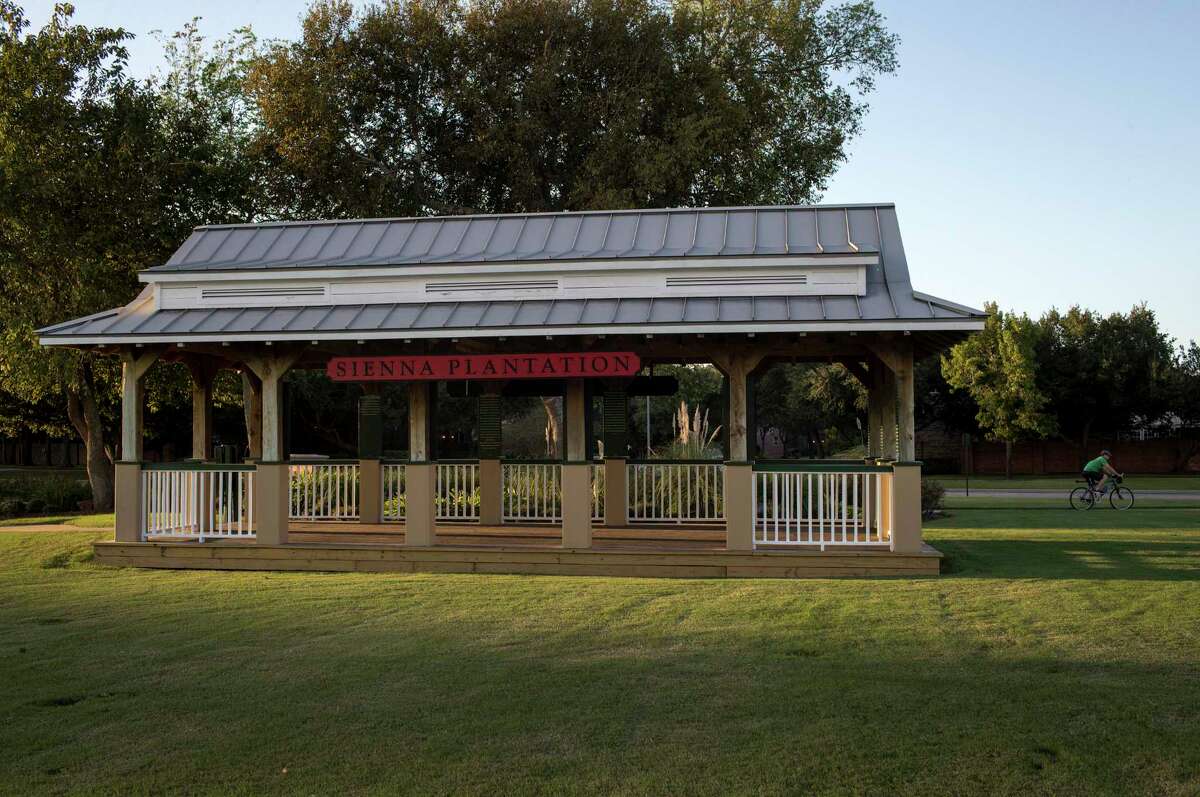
{"left": 942, "top": 304, "right": 1055, "bottom": 478}
{"left": 0, "top": 6, "right": 262, "bottom": 508}
{"left": 754, "top": 363, "right": 865, "bottom": 458}
{"left": 246, "top": 0, "right": 899, "bottom": 217}
{"left": 1035, "top": 304, "right": 1175, "bottom": 458}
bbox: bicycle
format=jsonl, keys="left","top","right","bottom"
{"left": 1070, "top": 475, "right": 1135, "bottom": 511}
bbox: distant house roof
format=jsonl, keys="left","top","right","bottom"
{"left": 39, "top": 204, "right": 985, "bottom": 349}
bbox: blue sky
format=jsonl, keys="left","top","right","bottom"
{"left": 24, "top": 1, "right": 1200, "bottom": 344}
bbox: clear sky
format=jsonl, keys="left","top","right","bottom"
{"left": 23, "top": 1, "right": 1200, "bottom": 345}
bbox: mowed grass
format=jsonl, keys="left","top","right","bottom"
{"left": 0, "top": 513, "right": 114, "bottom": 528}
{"left": 1, "top": 507, "right": 1198, "bottom": 795}
{"left": 936, "top": 473, "right": 1200, "bottom": 491}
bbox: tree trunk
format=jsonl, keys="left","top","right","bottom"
{"left": 541, "top": 396, "right": 561, "bottom": 458}
{"left": 1004, "top": 439, "right": 1013, "bottom": 480}
{"left": 242, "top": 371, "right": 263, "bottom": 459}
{"left": 66, "top": 363, "right": 115, "bottom": 512}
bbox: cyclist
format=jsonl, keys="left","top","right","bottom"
{"left": 1082, "top": 449, "right": 1122, "bottom": 494}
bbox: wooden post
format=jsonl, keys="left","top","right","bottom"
{"left": 243, "top": 350, "right": 302, "bottom": 545}
{"left": 561, "top": 379, "right": 592, "bottom": 548}
{"left": 889, "top": 462, "right": 923, "bottom": 553}
{"left": 115, "top": 349, "right": 157, "bottom": 542}
{"left": 712, "top": 349, "right": 766, "bottom": 551}
{"left": 241, "top": 371, "right": 262, "bottom": 460}
{"left": 879, "top": 364, "right": 898, "bottom": 459}
{"left": 406, "top": 382, "right": 436, "bottom": 546}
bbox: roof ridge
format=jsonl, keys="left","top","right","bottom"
{"left": 194, "top": 203, "right": 898, "bottom": 231}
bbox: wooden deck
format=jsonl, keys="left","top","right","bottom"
{"left": 93, "top": 522, "right": 942, "bottom": 578}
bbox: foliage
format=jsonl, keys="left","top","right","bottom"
{"left": 0, "top": 473, "right": 91, "bottom": 514}
{"left": 942, "top": 303, "right": 1055, "bottom": 446}
{"left": 246, "top": 0, "right": 899, "bottom": 217}
{"left": 920, "top": 478, "right": 944, "bottom": 518}
{"left": 653, "top": 400, "right": 722, "bottom": 459}
{"left": 754, "top": 363, "right": 865, "bottom": 457}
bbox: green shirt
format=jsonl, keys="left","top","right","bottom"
{"left": 1083, "top": 456, "right": 1109, "bottom": 474}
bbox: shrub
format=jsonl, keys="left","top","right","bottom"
{"left": 0, "top": 473, "right": 90, "bottom": 512}
{"left": 921, "top": 478, "right": 945, "bottom": 519}
{"left": 0, "top": 498, "right": 27, "bottom": 517}
{"left": 25, "top": 498, "right": 46, "bottom": 514}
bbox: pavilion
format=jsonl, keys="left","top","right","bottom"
{"left": 38, "top": 204, "right": 984, "bottom": 577}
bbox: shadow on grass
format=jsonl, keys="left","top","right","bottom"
{"left": 935, "top": 538, "right": 1200, "bottom": 581}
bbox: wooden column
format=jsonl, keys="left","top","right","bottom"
{"left": 879, "top": 365, "right": 898, "bottom": 459}
{"left": 889, "top": 462, "right": 923, "bottom": 553}
{"left": 358, "top": 392, "right": 383, "bottom": 525}
{"left": 866, "top": 356, "right": 884, "bottom": 459}
{"left": 477, "top": 388, "right": 503, "bottom": 526}
{"left": 405, "top": 382, "right": 436, "bottom": 546}
{"left": 115, "top": 349, "right": 158, "bottom": 543}
{"left": 713, "top": 350, "right": 766, "bottom": 551}
{"left": 561, "top": 378, "right": 592, "bottom": 548}
{"left": 244, "top": 350, "right": 301, "bottom": 546}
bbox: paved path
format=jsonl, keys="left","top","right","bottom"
{"left": 0, "top": 523, "right": 101, "bottom": 533}
{"left": 946, "top": 489, "right": 1200, "bottom": 501}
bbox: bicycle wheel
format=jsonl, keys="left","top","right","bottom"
{"left": 1070, "top": 487, "right": 1096, "bottom": 511}
{"left": 1109, "top": 487, "right": 1135, "bottom": 511}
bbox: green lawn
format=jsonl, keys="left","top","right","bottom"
{"left": 0, "top": 513, "right": 114, "bottom": 528}
{"left": 935, "top": 473, "right": 1200, "bottom": 491}
{"left": 1, "top": 507, "right": 1198, "bottom": 795}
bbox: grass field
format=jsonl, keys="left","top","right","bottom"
{"left": 935, "top": 473, "right": 1200, "bottom": 491}
{"left": 1, "top": 505, "right": 1198, "bottom": 795}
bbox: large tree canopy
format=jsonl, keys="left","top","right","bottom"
{"left": 247, "top": 0, "right": 900, "bottom": 218}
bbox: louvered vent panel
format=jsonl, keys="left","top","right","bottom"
{"left": 665, "top": 274, "right": 808, "bottom": 287}
{"left": 426, "top": 279, "right": 557, "bottom": 293}
{"left": 201, "top": 286, "right": 327, "bottom": 299}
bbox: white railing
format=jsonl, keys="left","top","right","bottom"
{"left": 627, "top": 462, "right": 724, "bottom": 523}
{"left": 754, "top": 468, "right": 889, "bottom": 550}
{"left": 437, "top": 462, "right": 479, "bottom": 521}
{"left": 289, "top": 462, "right": 359, "bottom": 521}
{"left": 142, "top": 466, "right": 255, "bottom": 541}
{"left": 382, "top": 463, "right": 406, "bottom": 522}
{"left": 502, "top": 462, "right": 562, "bottom": 522}
{"left": 591, "top": 463, "right": 605, "bottom": 522}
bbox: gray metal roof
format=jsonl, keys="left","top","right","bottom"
{"left": 150, "top": 204, "right": 890, "bottom": 273}
{"left": 38, "top": 204, "right": 986, "bottom": 346}
{"left": 38, "top": 292, "right": 981, "bottom": 340}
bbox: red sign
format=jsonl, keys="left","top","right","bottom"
{"left": 327, "top": 352, "right": 641, "bottom": 382}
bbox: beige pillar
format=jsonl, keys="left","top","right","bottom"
{"left": 359, "top": 458, "right": 382, "bottom": 524}
{"left": 561, "top": 379, "right": 592, "bottom": 548}
{"left": 713, "top": 350, "right": 765, "bottom": 550}
{"left": 561, "top": 463, "right": 593, "bottom": 548}
{"left": 254, "top": 462, "right": 290, "bottom": 545}
{"left": 119, "top": 350, "right": 158, "bottom": 461}
{"left": 406, "top": 382, "right": 436, "bottom": 546}
{"left": 479, "top": 458, "right": 502, "bottom": 525}
{"left": 114, "top": 461, "right": 142, "bottom": 542}
{"left": 243, "top": 350, "right": 302, "bottom": 545}
{"left": 723, "top": 463, "right": 754, "bottom": 551}
{"left": 889, "top": 462, "right": 923, "bottom": 554}
{"left": 188, "top": 361, "right": 215, "bottom": 461}
{"left": 866, "top": 357, "right": 884, "bottom": 459}
{"left": 603, "top": 457, "right": 627, "bottom": 526}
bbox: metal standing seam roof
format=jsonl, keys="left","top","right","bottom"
{"left": 37, "top": 204, "right": 987, "bottom": 343}
{"left": 150, "top": 204, "right": 886, "bottom": 273}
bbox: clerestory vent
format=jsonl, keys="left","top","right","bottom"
{"left": 201, "top": 285, "right": 327, "bottom": 300}
{"left": 665, "top": 274, "right": 809, "bottom": 287}
{"left": 426, "top": 279, "right": 558, "bottom": 293}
